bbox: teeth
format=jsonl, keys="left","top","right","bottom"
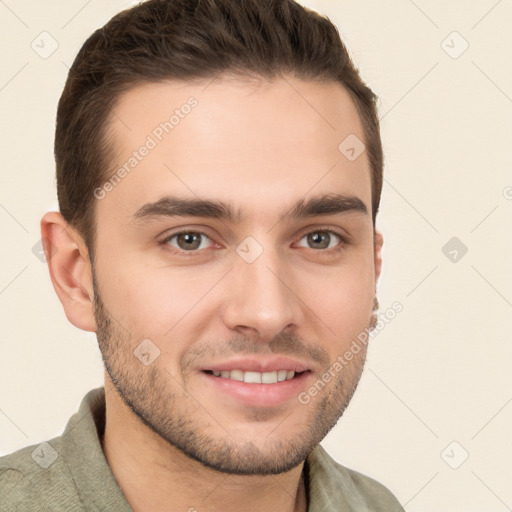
{"left": 244, "top": 371, "right": 261, "bottom": 384}
{"left": 229, "top": 370, "right": 244, "bottom": 381}
{"left": 261, "top": 371, "right": 278, "bottom": 384}
{"left": 210, "top": 369, "right": 297, "bottom": 383}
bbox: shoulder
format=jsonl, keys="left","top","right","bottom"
{"left": 0, "top": 449, "right": 46, "bottom": 512}
{"left": 308, "top": 445, "right": 405, "bottom": 511}
{"left": 0, "top": 440, "right": 65, "bottom": 512}
{"left": 337, "top": 464, "right": 405, "bottom": 511}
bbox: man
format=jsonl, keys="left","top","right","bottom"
{"left": 0, "top": 0, "right": 404, "bottom": 510}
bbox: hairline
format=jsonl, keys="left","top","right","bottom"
{"left": 83, "top": 72, "right": 377, "bottom": 257}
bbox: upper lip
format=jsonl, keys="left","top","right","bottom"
{"left": 202, "top": 356, "right": 311, "bottom": 373}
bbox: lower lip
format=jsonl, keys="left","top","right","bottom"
{"left": 200, "top": 371, "right": 311, "bottom": 407}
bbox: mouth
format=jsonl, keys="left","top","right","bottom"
{"left": 198, "top": 356, "right": 313, "bottom": 407}
{"left": 199, "top": 359, "right": 312, "bottom": 407}
{"left": 203, "top": 369, "right": 307, "bottom": 384}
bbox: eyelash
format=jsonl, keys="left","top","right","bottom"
{"left": 158, "top": 227, "right": 349, "bottom": 257}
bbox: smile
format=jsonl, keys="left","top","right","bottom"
{"left": 204, "top": 370, "right": 304, "bottom": 384}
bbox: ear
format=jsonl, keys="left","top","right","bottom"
{"left": 40, "top": 212, "right": 97, "bottom": 332}
{"left": 373, "top": 229, "right": 384, "bottom": 288}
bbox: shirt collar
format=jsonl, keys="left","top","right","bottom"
{"left": 64, "top": 386, "right": 362, "bottom": 512}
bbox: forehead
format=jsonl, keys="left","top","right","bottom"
{"left": 99, "top": 75, "right": 371, "bottom": 224}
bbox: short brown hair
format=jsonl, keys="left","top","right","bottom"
{"left": 55, "top": 0, "right": 383, "bottom": 255}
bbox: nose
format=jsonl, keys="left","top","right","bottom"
{"left": 220, "top": 245, "right": 304, "bottom": 343}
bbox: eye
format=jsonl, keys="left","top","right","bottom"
{"left": 159, "top": 227, "right": 348, "bottom": 257}
{"left": 161, "top": 231, "right": 214, "bottom": 253}
{"left": 295, "top": 229, "right": 345, "bottom": 252}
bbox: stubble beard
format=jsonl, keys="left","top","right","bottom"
{"left": 91, "top": 267, "right": 368, "bottom": 475}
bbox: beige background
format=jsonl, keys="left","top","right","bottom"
{"left": 1, "top": 1, "right": 511, "bottom": 510}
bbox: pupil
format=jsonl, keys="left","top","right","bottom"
{"left": 179, "top": 233, "right": 200, "bottom": 250}
{"left": 309, "top": 231, "right": 329, "bottom": 249}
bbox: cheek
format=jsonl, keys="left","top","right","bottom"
{"left": 101, "top": 255, "right": 219, "bottom": 339}
{"left": 98, "top": 264, "right": 210, "bottom": 378}
{"left": 301, "top": 261, "right": 374, "bottom": 339}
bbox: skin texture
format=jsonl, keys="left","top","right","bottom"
{"left": 42, "top": 75, "right": 383, "bottom": 512}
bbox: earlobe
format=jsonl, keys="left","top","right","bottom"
{"left": 40, "top": 212, "right": 97, "bottom": 332}
{"left": 373, "top": 229, "right": 384, "bottom": 286}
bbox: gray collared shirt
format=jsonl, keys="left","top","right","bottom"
{"left": 0, "top": 387, "right": 404, "bottom": 511}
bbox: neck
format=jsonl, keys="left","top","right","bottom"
{"left": 101, "top": 380, "right": 308, "bottom": 512}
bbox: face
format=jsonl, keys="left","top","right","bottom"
{"left": 91, "top": 75, "right": 380, "bottom": 475}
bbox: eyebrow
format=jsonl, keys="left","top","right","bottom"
{"left": 131, "top": 193, "right": 368, "bottom": 224}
